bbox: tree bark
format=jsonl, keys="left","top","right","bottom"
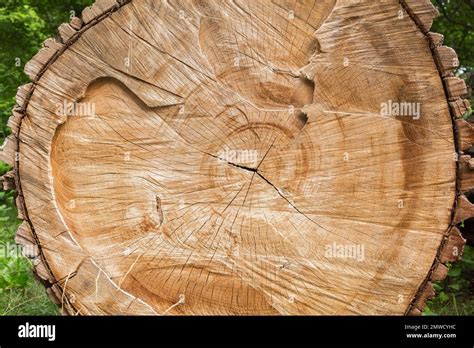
{"left": 0, "top": 0, "right": 471, "bottom": 315}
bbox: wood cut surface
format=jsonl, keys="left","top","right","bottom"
{"left": 3, "top": 0, "right": 466, "bottom": 315}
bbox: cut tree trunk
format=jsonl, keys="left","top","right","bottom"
{"left": 1, "top": 0, "right": 471, "bottom": 315}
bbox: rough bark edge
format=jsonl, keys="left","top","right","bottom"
{"left": 400, "top": 0, "right": 469, "bottom": 315}
{"left": 0, "top": 0, "right": 469, "bottom": 315}
{"left": 0, "top": 0, "right": 132, "bottom": 315}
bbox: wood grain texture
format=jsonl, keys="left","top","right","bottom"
{"left": 0, "top": 0, "right": 470, "bottom": 315}
{"left": 450, "top": 99, "right": 471, "bottom": 119}
{"left": 434, "top": 46, "right": 459, "bottom": 77}
{"left": 455, "top": 119, "right": 474, "bottom": 151}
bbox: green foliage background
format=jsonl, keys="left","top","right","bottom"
{"left": 0, "top": 0, "right": 472, "bottom": 315}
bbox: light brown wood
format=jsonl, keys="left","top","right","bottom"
{"left": 1, "top": 0, "right": 470, "bottom": 315}
{"left": 450, "top": 99, "right": 471, "bottom": 119}
{"left": 434, "top": 46, "right": 459, "bottom": 77}
{"left": 412, "top": 282, "right": 435, "bottom": 311}
{"left": 70, "top": 16, "right": 83, "bottom": 30}
{"left": 430, "top": 261, "right": 448, "bottom": 282}
{"left": 439, "top": 227, "right": 466, "bottom": 264}
{"left": 428, "top": 32, "right": 444, "bottom": 48}
{"left": 459, "top": 156, "right": 474, "bottom": 193}
{"left": 58, "top": 23, "right": 77, "bottom": 42}
{"left": 456, "top": 119, "right": 474, "bottom": 151}
{"left": 403, "top": 0, "right": 438, "bottom": 32}
{"left": 454, "top": 195, "right": 474, "bottom": 223}
{"left": 444, "top": 77, "right": 468, "bottom": 101}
